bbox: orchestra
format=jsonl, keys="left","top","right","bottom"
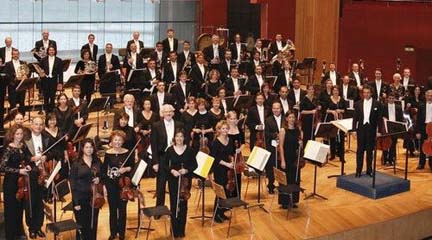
{"left": 1, "top": 27, "right": 431, "bottom": 239}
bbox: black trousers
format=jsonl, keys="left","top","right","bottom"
{"left": 73, "top": 198, "right": 99, "bottom": 240}
{"left": 168, "top": 176, "right": 190, "bottom": 238}
{"left": 383, "top": 136, "right": 398, "bottom": 164}
{"left": 213, "top": 167, "right": 229, "bottom": 217}
{"left": 41, "top": 77, "right": 57, "bottom": 112}
{"left": 356, "top": 123, "right": 375, "bottom": 174}
{"left": 265, "top": 146, "right": 277, "bottom": 190}
{"left": 3, "top": 175, "right": 25, "bottom": 240}
{"left": 8, "top": 84, "right": 26, "bottom": 114}
{"left": 106, "top": 182, "right": 128, "bottom": 238}
{"left": 80, "top": 77, "right": 95, "bottom": 102}
{"left": 25, "top": 169, "right": 44, "bottom": 233}
{"left": 330, "top": 131, "right": 346, "bottom": 162}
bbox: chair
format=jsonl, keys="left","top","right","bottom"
{"left": 270, "top": 167, "right": 304, "bottom": 219}
{"left": 211, "top": 181, "right": 253, "bottom": 238}
{"left": 139, "top": 205, "right": 173, "bottom": 240}
{"left": 54, "top": 179, "right": 74, "bottom": 220}
{"left": 243, "top": 166, "right": 266, "bottom": 200}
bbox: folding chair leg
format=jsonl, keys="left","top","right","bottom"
{"left": 247, "top": 208, "right": 253, "bottom": 234}
{"left": 287, "top": 194, "right": 293, "bottom": 219}
{"left": 164, "top": 217, "right": 167, "bottom": 236}
{"left": 269, "top": 193, "right": 276, "bottom": 212}
{"left": 169, "top": 217, "right": 175, "bottom": 240}
{"left": 244, "top": 178, "right": 250, "bottom": 200}
{"left": 146, "top": 219, "right": 152, "bottom": 240}
{"left": 226, "top": 209, "right": 233, "bottom": 238}
{"left": 211, "top": 202, "right": 219, "bottom": 228}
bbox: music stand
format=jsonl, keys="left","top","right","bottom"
{"left": 328, "top": 118, "right": 353, "bottom": 178}
{"left": 314, "top": 122, "right": 339, "bottom": 168}
{"left": 233, "top": 95, "right": 254, "bottom": 112}
{"left": 265, "top": 76, "right": 277, "bottom": 87}
{"left": 71, "top": 123, "right": 93, "bottom": 144}
{"left": 16, "top": 77, "right": 38, "bottom": 120}
{"left": 62, "top": 59, "right": 72, "bottom": 72}
{"left": 4, "top": 107, "right": 18, "bottom": 126}
{"left": 99, "top": 71, "right": 119, "bottom": 98}
{"left": 301, "top": 57, "right": 317, "bottom": 85}
{"left": 64, "top": 74, "right": 85, "bottom": 89}
{"left": 87, "top": 97, "right": 109, "bottom": 137}
{"left": 303, "top": 140, "right": 329, "bottom": 200}
{"left": 246, "top": 146, "right": 271, "bottom": 213}
{"left": 225, "top": 96, "right": 235, "bottom": 111}
{"left": 127, "top": 68, "right": 146, "bottom": 83}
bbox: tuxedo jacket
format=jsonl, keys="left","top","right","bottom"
{"left": 348, "top": 71, "right": 366, "bottom": 87}
{"left": 97, "top": 54, "right": 121, "bottom": 77}
{"left": 339, "top": 84, "right": 359, "bottom": 102}
{"left": 229, "top": 43, "right": 247, "bottom": 62}
{"left": 288, "top": 89, "right": 307, "bottom": 104}
{"left": 150, "top": 92, "right": 175, "bottom": 114}
{"left": 4, "top": 60, "right": 28, "bottom": 85}
{"left": 143, "top": 68, "right": 161, "bottom": 91}
{"left": 218, "top": 60, "right": 236, "bottom": 82}
{"left": 113, "top": 106, "right": 140, "bottom": 129}
{"left": 67, "top": 98, "right": 89, "bottom": 121}
{"left": 170, "top": 82, "right": 192, "bottom": 111}
{"left": 162, "top": 38, "right": 179, "bottom": 53}
{"left": 352, "top": 99, "right": 382, "bottom": 132}
{"left": 416, "top": 102, "right": 431, "bottom": 135}
{"left": 368, "top": 80, "right": 389, "bottom": 100}
{"left": 224, "top": 77, "right": 245, "bottom": 96}
{"left": 245, "top": 74, "right": 263, "bottom": 95}
{"left": 40, "top": 56, "right": 64, "bottom": 84}
{"left": 247, "top": 105, "right": 270, "bottom": 131}
{"left": 126, "top": 39, "right": 144, "bottom": 53}
{"left": 274, "top": 71, "right": 294, "bottom": 92}
{"left": 177, "top": 51, "right": 196, "bottom": 69}
{"left": 162, "top": 61, "right": 181, "bottom": 84}
{"left": 24, "top": 133, "right": 50, "bottom": 157}
{"left": 34, "top": 40, "right": 57, "bottom": 61}
{"left": 203, "top": 45, "right": 225, "bottom": 63}
{"left": 150, "top": 120, "right": 184, "bottom": 165}
{"left": 123, "top": 54, "right": 145, "bottom": 81}
{"left": 189, "top": 64, "right": 209, "bottom": 94}
{"left": 149, "top": 50, "right": 168, "bottom": 67}
{"left": 382, "top": 103, "right": 404, "bottom": 123}
{"left": 322, "top": 71, "right": 342, "bottom": 85}
{"left": 264, "top": 115, "right": 283, "bottom": 151}
{"left": 268, "top": 40, "right": 286, "bottom": 57}
{"left": 80, "top": 43, "right": 99, "bottom": 62}
{"left": 0, "top": 47, "right": 16, "bottom": 63}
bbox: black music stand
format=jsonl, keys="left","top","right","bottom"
{"left": 4, "top": 107, "right": 18, "bottom": 127}
{"left": 127, "top": 68, "right": 146, "bottom": 84}
{"left": 233, "top": 95, "right": 254, "bottom": 112}
{"left": 314, "top": 122, "right": 339, "bottom": 168}
{"left": 190, "top": 175, "right": 213, "bottom": 226}
{"left": 62, "top": 59, "right": 71, "bottom": 72}
{"left": 64, "top": 74, "right": 85, "bottom": 89}
{"left": 16, "top": 77, "right": 38, "bottom": 120}
{"left": 225, "top": 96, "right": 235, "bottom": 111}
{"left": 99, "top": 71, "right": 119, "bottom": 98}
{"left": 71, "top": 123, "right": 93, "bottom": 145}
{"left": 328, "top": 119, "right": 353, "bottom": 178}
{"left": 87, "top": 97, "right": 110, "bottom": 138}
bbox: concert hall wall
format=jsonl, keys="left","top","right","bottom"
{"left": 338, "top": 1, "right": 432, "bottom": 85}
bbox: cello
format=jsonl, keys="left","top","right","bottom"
{"left": 422, "top": 122, "right": 432, "bottom": 156}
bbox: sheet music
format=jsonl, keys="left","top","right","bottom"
{"left": 331, "top": 118, "right": 353, "bottom": 133}
{"left": 45, "top": 162, "right": 61, "bottom": 188}
{"left": 194, "top": 151, "right": 215, "bottom": 178}
{"left": 246, "top": 146, "right": 271, "bottom": 171}
{"left": 303, "top": 140, "right": 329, "bottom": 164}
{"left": 132, "top": 160, "right": 148, "bottom": 186}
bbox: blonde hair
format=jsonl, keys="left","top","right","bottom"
{"left": 215, "top": 120, "right": 229, "bottom": 137}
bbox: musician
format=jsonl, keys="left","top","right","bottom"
{"left": 126, "top": 31, "right": 144, "bottom": 54}
{"left": 269, "top": 34, "right": 286, "bottom": 58}
{"left": 171, "top": 70, "right": 192, "bottom": 116}
{"left": 340, "top": 75, "right": 359, "bottom": 103}
{"left": 245, "top": 65, "right": 265, "bottom": 95}
{"left": 382, "top": 93, "right": 404, "bottom": 166}
{"left": 123, "top": 43, "right": 145, "bottom": 89}
{"left": 319, "top": 79, "right": 334, "bottom": 120}
{"left": 219, "top": 50, "right": 235, "bottom": 83}
{"left": 189, "top": 53, "right": 209, "bottom": 96}
{"left": 288, "top": 79, "right": 306, "bottom": 115}
{"left": 191, "top": 98, "right": 214, "bottom": 152}
{"left": 181, "top": 97, "right": 197, "bottom": 144}
{"left": 102, "top": 131, "right": 135, "bottom": 240}
{"left": 264, "top": 101, "right": 284, "bottom": 193}
{"left": 369, "top": 68, "right": 389, "bottom": 101}
{"left": 166, "top": 129, "right": 197, "bottom": 238}
{"left": 143, "top": 59, "right": 161, "bottom": 93}
{"left": 1, "top": 125, "right": 31, "bottom": 240}
{"left": 406, "top": 86, "right": 423, "bottom": 155}
{"left": 13, "top": 112, "right": 31, "bottom": 139}
{"left": 149, "top": 42, "right": 167, "bottom": 68}
{"left": 211, "top": 120, "right": 235, "bottom": 223}
{"left": 209, "top": 97, "right": 225, "bottom": 128}
{"left": 254, "top": 39, "right": 264, "bottom": 61}
{"left": 225, "top": 67, "right": 244, "bottom": 97}
{"left": 80, "top": 33, "right": 98, "bottom": 62}
{"left": 389, "top": 73, "right": 405, "bottom": 100}
{"left": 415, "top": 90, "right": 432, "bottom": 170}
{"left": 348, "top": 63, "right": 366, "bottom": 89}
{"left": 177, "top": 41, "right": 195, "bottom": 72}
{"left": 247, "top": 92, "right": 270, "bottom": 150}
{"left": 33, "top": 30, "right": 57, "bottom": 62}
{"left": 278, "top": 86, "right": 293, "bottom": 115}
{"left": 325, "top": 86, "right": 347, "bottom": 162}
{"left": 204, "top": 69, "right": 222, "bottom": 98}
{"left": 217, "top": 87, "right": 233, "bottom": 115}
{"left": 227, "top": 111, "right": 245, "bottom": 198}
{"left": 262, "top": 82, "right": 277, "bottom": 108}
{"left": 23, "top": 117, "right": 49, "bottom": 238}
{"left": 4, "top": 49, "right": 28, "bottom": 114}
{"left": 150, "top": 81, "right": 175, "bottom": 115}
{"left": 278, "top": 110, "right": 302, "bottom": 208}
{"left": 113, "top": 94, "right": 140, "bottom": 131}
{"left": 322, "top": 62, "right": 341, "bottom": 86}
{"left": 113, "top": 112, "right": 138, "bottom": 151}
{"left": 163, "top": 51, "right": 180, "bottom": 84}
{"left": 162, "top": 28, "right": 179, "bottom": 54}
{"left": 74, "top": 49, "right": 96, "bottom": 102}
{"left": 98, "top": 43, "right": 121, "bottom": 77}
{"left": 352, "top": 86, "right": 382, "bottom": 177}
{"left": 68, "top": 85, "right": 89, "bottom": 136}
{"left": 138, "top": 98, "right": 159, "bottom": 139}
{"left": 300, "top": 85, "right": 320, "bottom": 146}
{"left": 402, "top": 68, "right": 415, "bottom": 91}
{"left": 247, "top": 51, "right": 263, "bottom": 77}
{"left": 40, "top": 46, "right": 63, "bottom": 112}
{"left": 203, "top": 34, "right": 224, "bottom": 69}
{"left": 0, "top": 36, "right": 15, "bottom": 65}
{"left": 229, "top": 34, "right": 245, "bottom": 63}
{"left": 271, "top": 51, "right": 284, "bottom": 77}
{"left": 274, "top": 61, "right": 293, "bottom": 93}
{"left": 53, "top": 93, "right": 73, "bottom": 139}
{"left": 70, "top": 138, "right": 102, "bottom": 240}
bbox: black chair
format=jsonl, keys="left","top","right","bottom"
{"left": 55, "top": 179, "right": 74, "bottom": 220}
{"left": 211, "top": 181, "right": 253, "bottom": 237}
{"left": 139, "top": 204, "right": 173, "bottom": 240}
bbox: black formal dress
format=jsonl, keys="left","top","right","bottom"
{"left": 228, "top": 130, "right": 245, "bottom": 199}
{"left": 209, "top": 109, "right": 224, "bottom": 129}
{"left": 70, "top": 157, "right": 102, "bottom": 240}
{"left": 325, "top": 98, "right": 347, "bottom": 162}
{"left": 180, "top": 110, "right": 196, "bottom": 144}
{"left": 300, "top": 96, "right": 319, "bottom": 146}
{"left": 53, "top": 106, "right": 74, "bottom": 135}
{"left": 191, "top": 111, "right": 213, "bottom": 153}
{"left": 74, "top": 60, "right": 95, "bottom": 102}
{"left": 279, "top": 127, "right": 301, "bottom": 205}
{"left": 43, "top": 129, "right": 68, "bottom": 180}
{"left": 113, "top": 125, "right": 137, "bottom": 151}
{"left": 137, "top": 111, "right": 159, "bottom": 177}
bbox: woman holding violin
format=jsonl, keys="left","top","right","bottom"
{"left": 227, "top": 111, "right": 245, "bottom": 199}
{"left": 101, "top": 130, "right": 135, "bottom": 240}
{"left": 191, "top": 98, "right": 214, "bottom": 153}
{"left": 278, "top": 110, "right": 303, "bottom": 209}
{"left": 113, "top": 112, "right": 138, "bottom": 152}
{"left": 166, "top": 129, "right": 197, "bottom": 238}
{"left": 0, "top": 125, "right": 31, "bottom": 240}
{"left": 70, "top": 138, "right": 102, "bottom": 240}
{"left": 211, "top": 120, "right": 235, "bottom": 223}
{"left": 325, "top": 86, "right": 347, "bottom": 162}
{"left": 300, "top": 84, "right": 321, "bottom": 146}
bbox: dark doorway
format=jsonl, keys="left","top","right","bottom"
{"left": 416, "top": 49, "right": 432, "bottom": 86}
{"left": 227, "top": 0, "right": 261, "bottom": 43}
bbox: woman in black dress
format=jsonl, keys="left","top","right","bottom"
{"left": 101, "top": 131, "right": 135, "bottom": 240}
{"left": 325, "top": 86, "right": 346, "bottom": 162}
{"left": 319, "top": 79, "right": 333, "bottom": 121}
{"left": 209, "top": 97, "right": 225, "bottom": 129}
{"left": 181, "top": 96, "right": 198, "bottom": 145}
{"left": 53, "top": 93, "right": 73, "bottom": 137}
{"left": 70, "top": 138, "right": 102, "bottom": 240}
{"left": 405, "top": 86, "right": 424, "bottom": 154}
{"left": 227, "top": 111, "right": 245, "bottom": 199}
{"left": 137, "top": 98, "right": 159, "bottom": 176}
{"left": 300, "top": 85, "right": 321, "bottom": 146}
{"left": 0, "top": 125, "right": 31, "bottom": 240}
{"left": 204, "top": 69, "right": 222, "bottom": 99}
{"left": 191, "top": 98, "right": 214, "bottom": 152}
{"left": 278, "top": 110, "right": 302, "bottom": 208}
{"left": 113, "top": 112, "right": 137, "bottom": 152}
{"left": 211, "top": 120, "right": 235, "bottom": 223}
{"left": 74, "top": 49, "right": 96, "bottom": 102}
{"left": 166, "top": 130, "right": 197, "bottom": 238}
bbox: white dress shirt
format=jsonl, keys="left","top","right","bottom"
{"left": 168, "top": 38, "right": 174, "bottom": 51}
{"left": 388, "top": 103, "right": 396, "bottom": 122}
{"left": 284, "top": 70, "right": 291, "bottom": 85}
{"left": 212, "top": 44, "right": 219, "bottom": 59}
{"left": 134, "top": 39, "right": 141, "bottom": 53}
{"left": 274, "top": 115, "right": 282, "bottom": 130}
{"left": 171, "top": 62, "right": 177, "bottom": 81}
{"left": 257, "top": 105, "right": 265, "bottom": 126}
{"left": 13, "top": 59, "right": 20, "bottom": 74}
{"left": 73, "top": 97, "right": 80, "bottom": 107}
{"left": 256, "top": 74, "right": 264, "bottom": 88}
{"left": 236, "top": 43, "right": 241, "bottom": 62}
{"left": 221, "top": 99, "right": 228, "bottom": 113}
{"left": 105, "top": 53, "right": 112, "bottom": 63}
{"left": 232, "top": 78, "right": 239, "bottom": 93}
{"left": 343, "top": 84, "right": 348, "bottom": 100}
{"left": 330, "top": 71, "right": 337, "bottom": 85}
{"left": 150, "top": 68, "right": 156, "bottom": 79}
{"left": 276, "top": 41, "right": 283, "bottom": 51}
{"left": 164, "top": 119, "right": 175, "bottom": 147}
{"left": 403, "top": 77, "right": 410, "bottom": 90}
{"left": 180, "top": 81, "right": 187, "bottom": 98}
{"left": 426, "top": 102, "right": 432, "bottom": 123}
{"left": 48, "top": 56, "right": 55, "bottom": 77}
{"left": 280, "top": 98, "right": 289, "bottom": 113}
{"left": 131, "top": 52, "right": 137, "bottom": 68}
{"left": 375, "top": 80, "right": 382, "bottom": 99}
{"left": 43, "top": 40, "right": 49, "bottom": 50}
{"left": 294, "top": 88, "right": 301, "bottom": 103}
{"left": 254, "top": 59, "right": 260, "bottom": 67}
{"left": 125, "top": 107, "right": 134, "bottom": 127}
{"left": 198, "top": 63, "right": 205, "bottom": 78}
{"left": 89, "top": 44, "right": 94, "bottom": 57}
{"left": 157, "top": 92, "right": 165, "bottom": 110}
{"left": 226, "top": 60, "right": 231, "bottom": 72}
{"left": 5, "top": 47, "right": 12, "bottom": 62}
{"left": 353, "top": 72, "right": 361, "bottom": 87}
{"left": 32, "top": 133, "right": 43, "bottom": 157}
{"left": 363, "top": 98, "right": 372, "bottom": 124}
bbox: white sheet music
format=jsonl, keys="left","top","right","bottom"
{"left": 45, "top": 162, "right": 61, "bottom": 188}
{"left": 331, "top": 118, "right": 353, "bottom": 133}
{"left": 303, "top": 140, "right": 330, "bottom": 164}
{"left": 194, "top": 151, "right": 215, "bottom": 179}
{"left": 132, "top": 160, "right": 148, "bottom": 186}
{"left": 246, "top": 146, "right": 271, "bottom": 171}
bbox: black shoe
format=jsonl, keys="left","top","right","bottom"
{"left": 281, "top": 205, "right": 288, "bottom": 209}
{"left": 417, "top": 165, "right": 424, "bottom": 170}
{"left": 221, "top": 213, "right": 230, "bottom": 220}
{"left": 292, "top": 204, "right": 298, "bottom": 208}
{"left": 36, "top": 230, "right": 45, "bottom": 238}
{"left": 366, "top": 172, "right": 373, "bottom": 177}
{"left": 29, "top": 232, "right": 37, "bottom": 239}
{"left": 154, "top": 215, "right": 161, "bottom": 220}
{"left": 214, "top": 215, "right": 224, "bottom": 223}
{"left": 267, "top": 187, "right": 275, "bottom": 194}
{"left": 108, "top": 236, "right": 116, "bottom": 240}
{"left": 329, "top": 155, "right": 336, "bottom": 161}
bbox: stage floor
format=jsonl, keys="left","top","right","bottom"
{"left": 3, "top": 101, "right": 432, "bottom": 240}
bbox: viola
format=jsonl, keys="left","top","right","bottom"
{"left": 376, "top": 136, "right": 392, "bottom": 151}
{"left": 16, "top": 162, "right": 30, "bottom": 201}
{"left": 91, "top": 182, "right": 105, "bottom": 209}
{"left": 179, "top": 175, "right": 191, "bottom": 200}
{"left": 226, "top": 165, "right": 236, "bottom": 193}
{"left": 118, "top": 176, "right": 135, "bottom": 201}
{"left": 199, "top": 125, "right": 210, "bottom": 154}
{"left": 234, "top": 140, "right": 246, "bottom": 173}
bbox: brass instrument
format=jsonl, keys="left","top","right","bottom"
{"left": 32, "top": 63, "right": 46, "bottom": 78}
{"left": 16, "top": 64, "right": 30, "bottom": 81}
{"left": 31, "top": 47, "right": 47, "bottom": 59}
{"left": 182, "top": 53, "right": 192, "bottom": 72}
{"left": 83, "top": 60, "right": 97, "bottom": 75}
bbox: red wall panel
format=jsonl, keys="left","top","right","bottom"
{"left": 200, "top": 0, "right": 228, "bottom": 32}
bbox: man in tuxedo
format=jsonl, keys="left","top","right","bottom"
{"left": 264, "top": 101, "right": 283, "bottom": 193}
{"left": 171, "top": 70, "right": 191, "bottom": 117}
{"left": 97, "top": 43, "right": 121, "bottom": 77}
{"left": 189, "top": 53, "right": 208, "bottom": 96}
{"left": 278, "top": 86, "right": 294, "bottom": 115}
{"left": 0, "top": 36, "right": 15, "bottom": 65}
{"left": 163, "top": 51, "right": 180, "bottom": 84}
{"left": 143, "top": 59, "right": 161, "bottom": 93}
{"left": 382, "top": 93, "right": 403, "bottom": 166}
{"left": 113, "top": 94, "right": 140, "bottom": 131}
{"left": 151, "top": 104, "right": 184, "bottom": 206}
{"left": 162, "top": 28, "right": 178, "bottom": 54}
{"left": 123, "top": 42, "right": 145, "bottom": 89}
{"left": 177, "top": 41, "right": 195, "bottom": 72}
{"left": 225, "top": 67, "right": 244, "bottom": 97}
{"left": 149, "top": 41, "right": 167, "bottom": 69}
{"left": 369, "top": 68, "right": 389, "bottom": 101}
{"left": 229, "top": 33, "right": 246, "bottom": 64}
{"left": 268, "top": 34, "right": 286, "bottom": 58}
{"left": 288, "top": 79, "right": 306, "bottom": 110}
{"left": 245, "top": 65, "right": 264, "bottom": 95}
{"left": 416, "top": 90, "right": 432, "bottom": 170}
{"left": 340, "top": 75, "right": 359, "bottom": 105}
{"left": 24, "top": 117, "right": 49, "bottom": 239}
{"left": 33, "top": 30, "right": 57, "bottom": 62}
{"left": 80, "top": 33, "right": 98, "bottom": 62}
{"left": 67, "top": 85, "right": 89, "bottom": 137}
{"left": 246, "top": 51, "right": 264, "bottom": 77}
{"left": 247, "top": 92, "right": 270, "bottom": 150}
{"left": 40, "top": 46, "right": 63, "bottom": 112}
{"left": 348, "top": 63, "right": 366, "bottom": 89}
{"left": 352, "top": 86, "right": 382, "bottom": 177}
{"left": 402, "top": 68, "right": 415, "bottom": 92}
{"left": 4, "top": 49, "right": 29, "bottom": 114}
{"left": 219, "top": 50, "right": 235, "bottom": 83}
{"left": 126, "top": 31, "right": 144, "bottom": 54}
{"left": 150, "top": 81, "right": 175, "bottom": 114}
{"left": 322, "top": 62, "right": 341, "bottom": 86}
{"left": 203, "top": 34, "right": 224, "bottom": 69}
{"left": 274, "top": 61, "right": 293, "bottom": 93}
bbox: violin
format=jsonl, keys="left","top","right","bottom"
{"left": 37, "top": 158, "right": 49, "bottom": 186}
{"left": 118, "top": 176, "right": 135, "bottom": 201}
{"left": 91, "top": 182, "right": 105, "bottom": 209}
{"left": 255, "top": 128, "right": 265, "bottom": 148}
{"left": 233, "top": 140, "right": 246, "bottom": 173}
{"left": 176, "top": 163, "right": 191, "bottom": 218}
{"left": 226, "top": 140, "right": 245, "bottom": 194}
{"left": 16, "top": 162, "right": 31, "bottom": 202}
{"left": 376, "top": 136, "right": 392, "bottom": 151}
{"left": 67, "top": 141, "right": 78, "bottom": 161}
{"left": 199, "top": 125, "right": 210, "bottom": 154}
{"left": 422, "top": 122, "right": 432, "bottom": 156}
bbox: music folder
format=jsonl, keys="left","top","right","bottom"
{"left": 303, "top": 140, "right": 330, "bottom": 167}
{"left": 64, "top": 74, "right": 85, "bottom": 88}
{"left": 72, "top": 123, "right": 93, "bottom": 143}
{"left": 16, "top": 77, "right": 38, "bottom": 92}
{"left": 87, "top": 97, "right": 110, "bottom": 113}
{"left": 62, "top": 59, "right": 72, "bottom": 72}
{"left": 314, "top": 122, "right": 339, "bottom": 139}
{"left": 194, "top": 151, "right": 215, "bottom": 179}
{"left": 384, "top": 119, "right": 408, "bottom": 136}
{"left": 131, "top": 160, "right": 148, "bottom": 186}
{"left": 233, "top": 94, "right": 254, "bottom": 111}
{"left": 100, "top": 70, "right": 119, "bottom": 95}
{"left": 127, "top": 68, "right": 146, "bottom": 82}
{"left": 45, "top": 161, "right": 62, "bottom": 189}
{"left": 246, "top": 146, "right": 271, "bottom": 172}
{"left": 331, "top": 118, "right": 353, "bottom": 134}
